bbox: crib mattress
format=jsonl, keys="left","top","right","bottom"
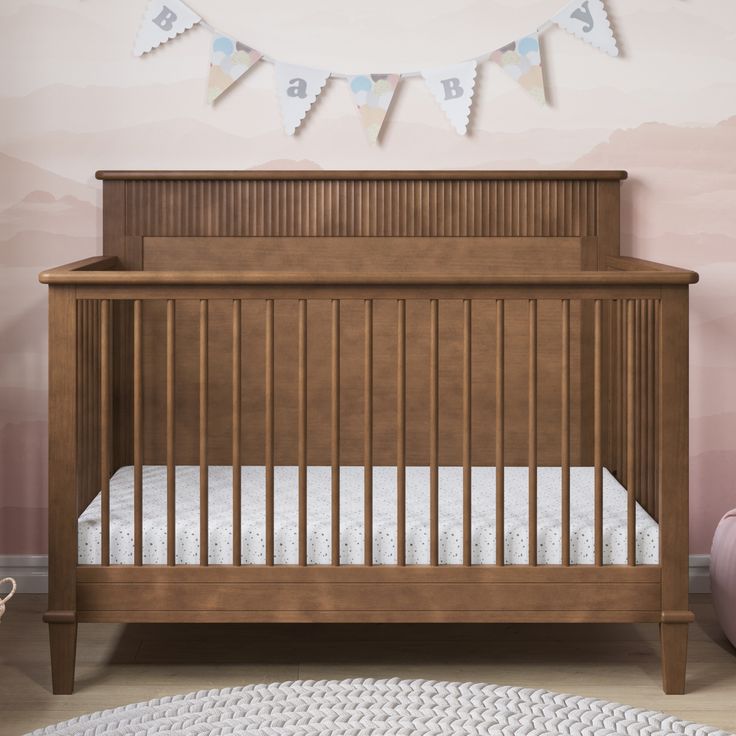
{"left": 78, "top": 466, "right": 659, "bottom": 565}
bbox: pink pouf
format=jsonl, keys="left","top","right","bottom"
{"left": 711, "top": 508, "right": 736, "bottom": 648}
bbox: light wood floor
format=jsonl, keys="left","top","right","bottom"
{"left": 1, "top": 595, "right": 735, "bottom": 735}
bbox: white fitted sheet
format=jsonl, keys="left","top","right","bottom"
{"left": 79, "top": 466, "right": 659, "bottom": 566}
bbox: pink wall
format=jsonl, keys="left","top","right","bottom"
{"left": 2, "top": 0, "right": 735, "bottom": 554}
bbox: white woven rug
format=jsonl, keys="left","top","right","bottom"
{"left": 28, "top": 678, "right": 733, "bottom": 736}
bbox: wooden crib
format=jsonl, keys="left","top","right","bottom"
{"left": 40, "top": 170, "right": 697, "bottom": 695}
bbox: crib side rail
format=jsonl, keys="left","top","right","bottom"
{"left": 43, "top": 270, "right": 692, "bottom": 579}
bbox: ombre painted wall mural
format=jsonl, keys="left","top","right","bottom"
{"left": 1, "top": 0, "right": 735, "bottom": 555}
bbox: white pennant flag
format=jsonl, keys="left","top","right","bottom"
{"left": 274, "top": 63, "right": 330, "bottom": 135}
{"left": 421, "top": 61, "right": 477, "bottom": 135}
{"left": 552, "top": 0, "right": 619, "bottom": 57}
{"left": 134, "top": 0, "right": 201, "bottom": 56}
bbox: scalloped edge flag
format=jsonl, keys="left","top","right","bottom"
{"left": 421, "top": 61, "right": 477, "bottom": 135}
{"left": 134, "top": 0, "right": 201, "bottom": 57}
{"left": 552, "top": 0, "right": 619, "bottom": 57}
{"left": 275, "top": 63, "right": 330, "bottom": 135}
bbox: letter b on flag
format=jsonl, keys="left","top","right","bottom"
{"left": 153, "top": 5, "right": 178, "bottom": 31}
{"left": 441, "top": 78, "right": 464, "bottom": 100}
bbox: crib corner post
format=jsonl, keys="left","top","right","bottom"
{"left": 657, "top": 285, "right": 692, "bottom": 694}
{"left": 46, "top": 285, "right": 79, "bottom": 694}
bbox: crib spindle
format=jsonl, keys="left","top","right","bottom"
{"left": 133, "top": 299, "right": 143, "bottom": 566}
{"left": 166, "top": 300, "right": 176, "bottom": 566}
{"left": 561, "top": 299, "right": 571, "bottom": 567}
{"left": 496, "top": 299, "right": 505, "bottom": 566}
{"left": 100, "top": 299, "right": 111, "bottom": 567}
{"left": 528, "top": 299, "right": 538, "bottom": 567}
{"left": 232, "top": 300, "right": 242, "bottom": 567}
{"left": 647, "top": 300, "right": 656, "bottom": 518}
{"left": 397, "top": 299, "right": 407, "bottom": 567}
{"left": 298, "top": 299, "right": 308, "bottom": 567}
{"left": 626, "top": 299, "right": 636, "bottom": 565}
{"left": 463, "top": 299, "right": 472, "bottom": 566}
{"left": 364, "top": 299, "right": 374, "bottom": 566}
{"left": 594, "top": 299, "right": 603, "bottom": 567}
{"left": 199, "top": 300, "right": 209, "bottom": 566}
{"left": 265, "top": 299, "right": 275, "bottom": 566}
{"left": 429, "top": 299, "right": 439, "bottom": 567}
{"left": 331, "top": 300, "right": 340, "bottom": 567}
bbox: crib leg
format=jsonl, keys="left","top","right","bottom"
{"left": 660, "top": 622, "right": 688, "bottom": 694}
{"left": 49, "top": 622, "right": 77, "bottom": 694}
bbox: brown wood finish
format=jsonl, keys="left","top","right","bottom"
{"left": 42, "top": 171, "right": 697, "bottom": 696}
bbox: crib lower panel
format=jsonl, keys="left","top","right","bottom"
{"left": 75, "top": 565, "right": 663, "bottom": 624}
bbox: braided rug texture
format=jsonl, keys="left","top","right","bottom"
{"left": 27, "top": 678, "right": 733, "bottom": 736}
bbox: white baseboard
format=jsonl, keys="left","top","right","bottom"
{"left": 688, "top": 553, "right": 711, "bottom": 594}
{"left": 0, "top": 555, "right": 48, "bottom": 594}
{"left": 0, "top": 554, "right": 711, "bottom": 596}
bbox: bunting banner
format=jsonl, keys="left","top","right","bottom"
{"left": 421, "top": 62, "right": 477, "bottom": 136}
{"left": 274, "top": 63, "right": 331, "bottom": 135}
{"left": 208, "top": 34, "right": 262, "bottom": 104}
{"left": 134, "top": 0, "right": 200, "bottom": 57}
{"left": 348, "top": 74, "right": 401, "bottom": 143}
{"left": 552, "top": 0, "right": 619, "bottom": 57}
{"left": 133, "top": 0, "right": 622, "bottom": 141}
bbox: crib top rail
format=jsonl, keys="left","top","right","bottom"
{"left": 39, "top": 255, "right": 698, "bottom": 286}
{"left": 94, "top": 170, "right": 629, "bottom": 181}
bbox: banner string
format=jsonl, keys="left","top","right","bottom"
{"left": 196, "top": 1, "right": 571, "bottom": 79}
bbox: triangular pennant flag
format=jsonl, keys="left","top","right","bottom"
{"left": 207, "top": 34, "right": 263, "bottom": 104}
{"left": 490, "top": 34, "right": 545, "bottom": 105}
{"left": 274, "top": 63, "right": 330, "bottom": 135}
{"left": 552, "top": 0, "right": 619, "bottom": 57}
{"left": 348, "top": 74, "right": 401, "bottom": 144}
{"left": 133, "top": 0, "right": 201, "bottom": 57}
{"left": 421, "top": 61, "right": 477, "bottom": 135}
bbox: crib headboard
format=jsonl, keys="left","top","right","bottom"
{"left": 96, "top": 170, "right": 627, "bottom": 469}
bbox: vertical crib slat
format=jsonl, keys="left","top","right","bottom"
{"left": 232, "top": 300, "right": 242, "bottom": 567}
{"left": 430, "top": 299, "right": 439, "bottom": 567}
{"left": 626, "top": 299, "right": 636, "bottom": 565}
{"left": 647, "top": 300, "right": 656, "bottom": 517}
{"left": 496, "top": 300, "right": 505, "bottom": 566}
{"left": 528, "top": 300, "right": 538, "bottom": 566}
{"left": 100, "top": 299, "right": 111, "bottom": 567}
{"left": 133, "top": 299, "right": 143, "bottom": 566}
{"left": 331, "top": 300, "right": 340, "bottom": 567}
{"left": 166, "top": 300, "right": 176, "bottom": 566}
{"left": 265, "top": 299, "right": 275, "bottom": 566}
{"left": 463, "top": 299, "right": 472, "bottom": 566}
{"left": 298, "top": 299, "right": 308, "bottom": 567}
{"left": 199, "top": 299, "right": 209, "bottom": 566}
{"left": 397, "top": 299, "right": 407, "bottom": 567}
{"left": 654, "top": 299, "right": 661, "bottom": 523}
{"left": 364, "top": 299, "right": 374, "bottom": 566}
{"left": 561, "top": 299, "right": 571, "bottom": 567}
{"left": 594, "top": 299, "right": 603, "bottom": 567}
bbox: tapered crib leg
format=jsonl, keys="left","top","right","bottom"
{"left": 660, "top": 622, "right": 688, "bottom": 694}
{"left": 49, "top": 622, "right": 77, "bottom": 694}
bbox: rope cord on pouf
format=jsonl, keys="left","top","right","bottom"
{"left": 27, "top": 678, "right": 734, "bottom": 736}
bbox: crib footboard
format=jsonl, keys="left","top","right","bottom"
{"left": 41, "top": 257, "right": 696, "bottom": 694}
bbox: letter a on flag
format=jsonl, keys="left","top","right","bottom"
{"left": 134, "top": 0, "right": 201, "bottom": 56}
{"left": 552, "top": 0, "right": 619, "bottom": 57}
{"left": 421, "top": 61, "right": 477, "bottom": 135}
{"left": 274, "top": 63, "right": 331, "bottom": 135}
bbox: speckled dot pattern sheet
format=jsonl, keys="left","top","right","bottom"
{"left": 78, "top": 466, "right": 659, "bottom": 566}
